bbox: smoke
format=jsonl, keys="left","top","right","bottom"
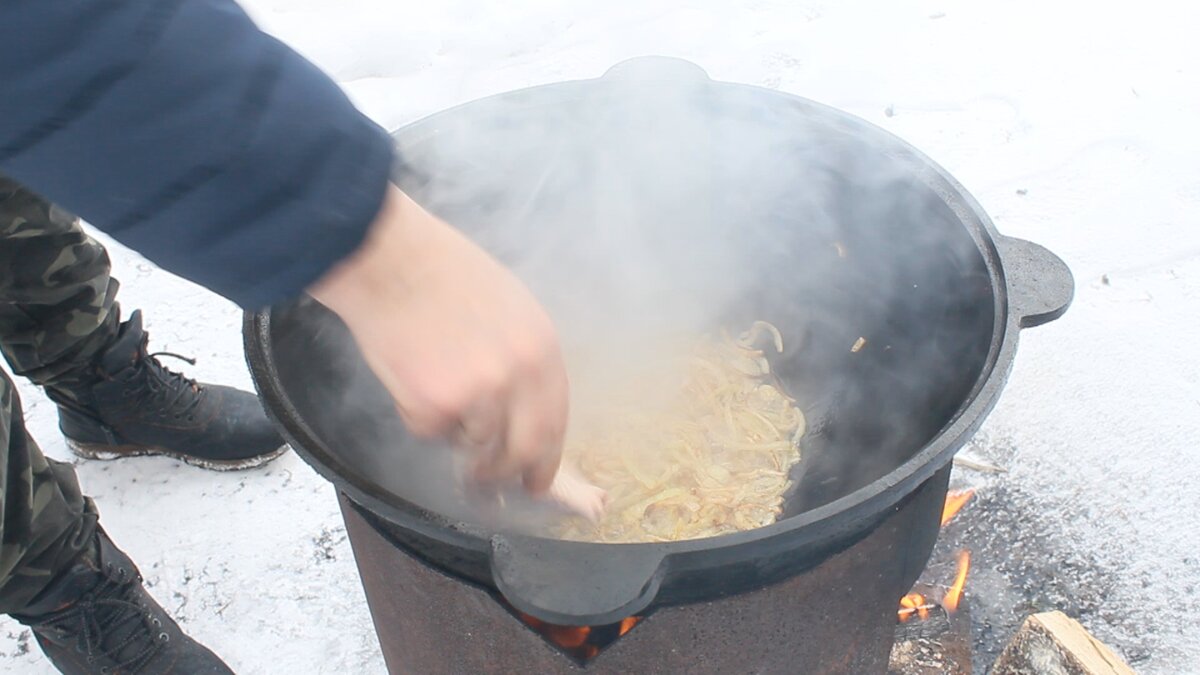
{"left": 284, "top": 57, "right": 1000, "bottom": 534}
{"left": 398, "top": 61, "right": 820, "bottom": 409}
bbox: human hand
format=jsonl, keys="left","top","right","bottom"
{"left": 309, "top": 185, "right": 568, "bottom": 493}
{"left": 544, "top": 463, "right": 608, "bottom": 523}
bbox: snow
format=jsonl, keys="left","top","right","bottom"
{"left": 2, "top": 1, "right": 1199, "bottom": 672}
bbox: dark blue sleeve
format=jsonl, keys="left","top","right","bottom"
{"left": 0, "top": 0, "right": 394, "bottom": 309}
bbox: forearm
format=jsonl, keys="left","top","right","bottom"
{"left": 0, "top": 0, "right": 394, "bottom": 308}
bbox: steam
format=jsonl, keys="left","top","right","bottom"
{"left": 403, "top": 62, "right": 814, "bottom": 405}
{"left": 293, "top": 58, "right": 998, "bottom": 534}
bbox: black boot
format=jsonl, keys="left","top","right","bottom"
{"left": 13, "top": 527, "right": 234, "bottom": 675}
{"left": 46, "top": 310, "right": 287, "bottom": 470}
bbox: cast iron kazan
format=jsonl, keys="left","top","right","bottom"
{"left": 244, "top": 56, "right": 1073, "bottom": 665}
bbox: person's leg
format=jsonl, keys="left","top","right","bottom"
{"left": 0, "top": 369, "right": 96, "bottom": 615}
{"left": 0, "top": 368, "right": 234, "bottom": 674}
{"left": 0, "top": 175, "right": 120, "bottom": 393}
{"left": 0, "top": 175, "right": 286, "bottom": 469}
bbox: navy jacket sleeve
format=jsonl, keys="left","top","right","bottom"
{"left": 0, "top": 0, "right": 395, "bottom": 309}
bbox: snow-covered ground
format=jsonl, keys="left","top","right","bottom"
{"left": 3, "top": 1, "right": 1199, "bottom": 672}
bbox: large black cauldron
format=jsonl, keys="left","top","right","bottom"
{"left": 244, "top": 57, "right": 1073, "bottom": 673}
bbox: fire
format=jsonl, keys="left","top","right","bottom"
{"left": 514, "top": 610, "right": 642, "bottom": 661}
{"left": 545, "top": 624, "right": 590, "bottom": 649}
{"left": 897, "top": 593, "right": 934, "bottom": 623}
{"left": 942, "top": 550, "right": 971, "bottom": 612}
{"left": 941, "top": 488, "right": 975, "bottom": 526}
{"left": 897, "top": 490, "right": 977, "bottom": 624}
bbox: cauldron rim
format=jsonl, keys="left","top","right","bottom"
{"left": 243, "top": 57, "right": 1073, "bottom": 624}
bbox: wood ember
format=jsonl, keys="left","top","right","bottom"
{"left": 991, "top": 611, "right": 1135, "bottom": 675}
{"left": 894, "top": 603, "right": 950, "bottom": 642}
{"left": 888, "top": 588, "right": 971, "bottom": 675}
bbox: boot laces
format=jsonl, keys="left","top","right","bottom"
{"left": 38, "top": 567, "right": 165, "bottom": 673}
{"left": 124, "top": 337, "right": 205, "bottom": 418}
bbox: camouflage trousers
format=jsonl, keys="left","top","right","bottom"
{"left": 0, "top": 173, "right": 119, "bottom": 614}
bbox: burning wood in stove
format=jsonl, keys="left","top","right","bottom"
{"left": 897, "top": 490, "right": 975, "bottom": 623}
{"left": 889, "top": 586, "right": 972, "bottom": 675}
{"left": 897, "top": 595, "right": 950, "bottom": 638}
{"left": 507, "top": 605, "right": 643, "bottom": 663}
{"left": 889, "top": 489, "right": 977, "bottom": 674}
{"left": 896, "top": 595, "right": 948, "bottom": 638}
{"left": 942, "top": 550, "right": 971, "bottom": 612}
{"left": 893, "top": 550, "right": 969, "bottom": 635}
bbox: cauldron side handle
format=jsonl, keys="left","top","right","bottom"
{"left": 601, "top": 55, "right": 711, "bottom": 83}
{"left": 997, "top": 237, "right": 1075, "bottom": 329}
{"left": 489, "top": 535, "right": 666, "bottom": 626}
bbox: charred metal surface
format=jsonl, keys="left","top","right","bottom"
{"left": 339, "top": 466, "right": 948, "bottom": 675}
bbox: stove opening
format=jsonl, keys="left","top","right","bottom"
{"left": 497, "top": 598, "right": 645, "bottom": 664}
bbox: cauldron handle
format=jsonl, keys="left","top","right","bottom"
{"left": 998, "top": 236, "right": 1075, "bottom": 328}
{"left": 601, "top": 56, "right": 711, "bottom": 84}
{"left": 489, "top": 534, "right": 666, "bottom": 626}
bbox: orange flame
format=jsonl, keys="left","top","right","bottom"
{"left": 515, "top": 610, "right": 641, "bottom": 660}
{"left": 897, "top": 489, "right": 976, "bottom": 624}
{"left": 941, "top": 489, "right": 975, "bottom": 526}
{"left": 942, "top": 550, "right": 971, "bottom": 612}
{"left": 897, "top": 593, "right": 934, "bottom": 623}
{"left": 545, "top": 625, "right": 591, "bottom": 648}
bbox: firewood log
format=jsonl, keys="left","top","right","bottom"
{"left": 992, "top": 611, "right": 1135, "bottom": 675}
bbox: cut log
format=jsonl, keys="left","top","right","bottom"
{"left": 991, "top": 611, "right": 1135, "bottom": 675}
